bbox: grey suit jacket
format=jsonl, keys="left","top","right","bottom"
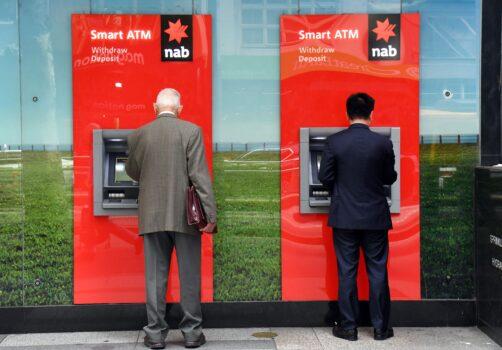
{"left": 125, "top": 113, "right": 217, "bottom": 235}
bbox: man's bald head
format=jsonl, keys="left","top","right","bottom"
{"left": 154, "top": 88, "right": 183, "bottom": 116}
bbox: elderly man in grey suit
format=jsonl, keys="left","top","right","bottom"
{"left": 126, "top": 88, "right": 217, "bottom": 349}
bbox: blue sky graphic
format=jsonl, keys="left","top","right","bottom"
{"left": 0, "top": 0, "right": 481, "bottom": 145}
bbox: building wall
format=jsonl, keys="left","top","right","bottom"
{"left": 0, "top": 0, "right": 481, "bottom": 306}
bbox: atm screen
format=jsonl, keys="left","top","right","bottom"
{"left": 114, "top": 157, "right": 133, "bottom": 183}
{"left": 311, "top": 151, "right": 324, "bottom": 185}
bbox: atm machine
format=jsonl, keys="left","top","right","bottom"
{"left": 299, "top": 127, "right": 400, "bottom": 214}
{"left": 93, "top": 129, "right": 138, "bottom": 216}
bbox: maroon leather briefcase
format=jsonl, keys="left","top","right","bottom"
{"left": 186, "top": 184, "right": 208, "bottom": 230}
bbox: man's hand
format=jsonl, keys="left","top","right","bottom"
{"left": 200, "top": 222, "right": 217, "bottom": 233}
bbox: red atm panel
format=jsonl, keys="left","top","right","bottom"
{"left": 280, "top": 14, "right": 421, "bottom": 301}
{"left": 72, "top": 14, "right": 213, "bottom": 303}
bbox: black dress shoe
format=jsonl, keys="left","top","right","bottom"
{"left": 143, "top": 336, "right": 166, "bottom": 349}
{"left": 374, "top": 327, "right": 394, "bottom": 341}
{"left": 332, "top": 325, "right": 358, "bottom": 341}
{"left": 185, "top": 333, "right": 206, "bottom": 348}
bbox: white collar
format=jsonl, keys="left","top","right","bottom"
{"left": 157, "top": 111, "right": 177, "bottom": 118}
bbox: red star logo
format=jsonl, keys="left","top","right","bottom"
{"left": 372, "top": 18, "right": 396, "bottom": 43}
{"left": 164, "top": 19, "right": 188, "bottom": 44}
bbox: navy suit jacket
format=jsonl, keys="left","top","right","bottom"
{"left": 318, "top": 123, "right": 398, "bottom": 230}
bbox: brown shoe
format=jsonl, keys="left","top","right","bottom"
{"left": 144, "top": 336, "right": 166, "bottom": 349}
{"left": 184, "top": 333, "right": 206, "bottom": 348}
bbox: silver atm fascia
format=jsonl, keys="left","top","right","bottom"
{"left": 299, "top": 127, "right": 401, "bottom": 214}
{"left": 93, "top": 129, "right": 138, "bottom": 216}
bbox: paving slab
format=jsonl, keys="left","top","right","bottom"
{"left": 204, "top": 328, "right": 273, "bottom": 341}
{"left": 313, "top": 327, "right": 499, "bottom": 350}
{"left": 0, "top": 331, "right": 139, "bottom": 347}
{"left": 271, "top": 327, "right": 323, "bottom": 350}
{"left": 139, "top": 328, "right": 273, "bottom": 343}
{"left": 0, "top": 343, "right": 138, "bottom": 350}
{"left": 149, "top": 340, "right": 276, "bottom": 349}
{"left": 0, "top": 327, "right": 499, "bottom": 350}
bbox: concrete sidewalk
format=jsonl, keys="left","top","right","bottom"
{"left": 0, "top": 327, "right": 498, "bottom": 349}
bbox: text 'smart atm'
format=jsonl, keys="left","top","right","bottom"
{"left": 299, "top": 127, "right": 401, "bottom": 214}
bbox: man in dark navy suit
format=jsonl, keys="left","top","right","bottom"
{"left": 319, "top": 93, "right": 397, "bottom": 342}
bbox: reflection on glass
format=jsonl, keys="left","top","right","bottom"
{"left": 213, "top": 147, "right": 281, "bottom": 301}
{"left": 404, "top": 0, "right": 481, "bottom": 299}
{"left": 115, "top": 158, "right": 133, "bottom": 183}
{"left": 0, "top": 0, "right": 23, "bottom": 307}
{"left": 242, "top": 28, "right": 264, "bottom": 45}
{"left": 316, "top": 153, "right": 322, "bottom": 173}
{"left": 0, "top": 149, "right": 24, "bottom": 307}
{"left": 420, "top": 143, "right": 478, "bottom": 298}
{"left": 242, "top": 9, "right": 263, "bottom": 24}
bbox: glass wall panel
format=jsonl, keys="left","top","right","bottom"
{"left": 14, "top": 0, "right": 206, "bottom": 308}
{"left": 91, "top": 0, "right": 193, "bottom": 14}
{"left": 0, "top": 0, "right": 23, "bottom": 306}
{"left": 19, "top": 0, "right": 91, "bottom": 305}
{"left": 0, "top": 0, "right": 483, "bottom": 306}
{"left": 208, "top": 0, "right": 297, "bottom": 301}
{"left": 209, "top": 0, "right": 481, "bottom": 301}
{"left": 404, "top": 0, "right": 481, "bottom": 299}
{"left": 300, "top": 0, "right": 401, "bottom": 14}
{"left": 0, "top": 0, "right": 22, "bottom": 147}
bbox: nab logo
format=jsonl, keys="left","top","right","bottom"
{"left": 368, "top": 14, "right": 400, "bottom": 61}
{"left": 161, "top": 15, "right": 193, "bottom": 62}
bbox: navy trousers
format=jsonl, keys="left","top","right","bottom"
{"left": 333, "top": 228, "right": 391, "bottom": 331}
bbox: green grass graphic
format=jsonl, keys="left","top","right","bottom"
{"left": 0, "top": 144, "right": 478, "bottom": 305}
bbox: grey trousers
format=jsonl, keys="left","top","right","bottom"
{"left": 143, "top": 231, "right": 202, "bottom": 342}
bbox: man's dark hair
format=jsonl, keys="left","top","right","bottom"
{"left": 346, "top": 93, "right": 375, "bottom": 120}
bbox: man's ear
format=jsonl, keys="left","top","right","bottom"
{"left": 178, "top": 105, "right": 183, "bottom": 115}
{"left": 153, "top": 103, "right": 158, "bottom": 115}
